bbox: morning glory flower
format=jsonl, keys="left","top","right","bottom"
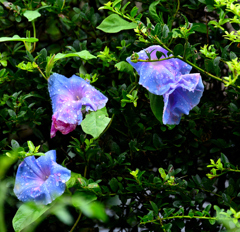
{"left": 126, "top": 45, "right": 204, "bottom": 125}
{"left": 13, "top": 150, "right": 71, "bottom": 205}
{"left": 48, "top": 73, "right": 108, "bottom": 138}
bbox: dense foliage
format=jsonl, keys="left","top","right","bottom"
{"left": 1, "top": 0, "right": 240, "bottom": 231}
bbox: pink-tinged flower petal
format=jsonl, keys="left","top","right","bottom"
{"left": 13, "top": 150, "right": 71, "bottom": 205}
{"left": 48, "top": 73, "right": 108, "bottom": 137}
{"left": 126, "top": 45, "right": 204, "bottom": 125}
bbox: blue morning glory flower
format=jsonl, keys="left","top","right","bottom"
{"left": 48, "top": 73, "right": 108, "bottom": 138}
{"left": 13, "top": 150, "right": 71, "bottom": 205}
{"left": 126, "top": 45, "right": 204, "bottom": 125}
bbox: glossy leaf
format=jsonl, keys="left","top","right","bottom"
{"left": 97, "top": 14, "right": 137, "bottom": 33}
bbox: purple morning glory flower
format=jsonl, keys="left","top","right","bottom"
{"left": 13, "top": 150, "right": 71, "bottom": 205}
{"left": 126, "top": 45, "right": 204, "bottom": 125}
{"left": 48, "top": 73, "right": 108, "bottom": 138}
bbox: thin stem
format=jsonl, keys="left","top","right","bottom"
{"left": 183, "top": 39, "right": 188, "bottom": 60}
{"left": 36, "top": 66, "right": 47, "bottom": 80}
{"left": 61, "top": 0, "right": 66, "bottom": 11}
{"left": 84, "top": 164, "right": 87, "bottom": 178}
{"left": 111, "top": 127, "right": 128, "bottom": 137}
{"left": 140, "top": 216, "right": 217, "bottom": 225}
{"left": 69, "top": 211, "right": 82, "bottom": 232}
{"left": 31, "top": 21, "right": 36, "bottom": 52}
{"left": 131, "top": 56, "right": 225, "bottom": 83}
{"left": 128, "top": 85, "right": 138, "bottom": 94}
{"left": 169, "top": 0, "right": 180, "bottom": 30}
{"left": 69, "top": 163, "right": 87, "bottom": 232}
{"left": 23, "top": 41, "right": 31, "bottom": 53}
{"left": 159, "top": 217, "right": 166, "bottom": 232}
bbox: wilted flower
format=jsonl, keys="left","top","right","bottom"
{"left": 14, "top": 150, "right": 71, "bottom": 205}
{"left": 126, "top": 45, "right": 204, "bottom": 125}
{"left": 48, "top": 73, "right": 108, "bottom": 138}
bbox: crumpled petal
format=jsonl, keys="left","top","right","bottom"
{"left": 163, "top": 74, "right": 204, "bottom": 124}
{"left": 13, "top": 150, "right": 71, "bottom": 205}
{"left": 126, "top": 45, "right": 204, "bottom": 125}
{"left": 126, "top": 45, "right": 192, "bottom": 95}
{"left": 48, "top": 73, "right": 108, "bottom": 138}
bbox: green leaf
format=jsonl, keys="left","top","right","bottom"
{"left": 81, "top": 107, "right": 111, "bottom": 138}
{"left": 130, "top": 6, "right": 138, "bottom": 18}
{"left": 115, "top": 61, "right": 133, "bottom": 74}
{"left": 97, "top": 14, "right": 137, "bottom": 33}
{"left": 72, "top": 192, "right": 97, "bottom": 208}
{"left": 163, "top": 223, "right": 172, "bottom": 231}
{"left": 88, "top": 183, "right": 102, "bottom": 193}
{"left": 150, "top": 201, "right": 159, "bottom": 216}
{"left": 162, "top": 24, "right": 169, "bottom": 38}
{"left": 54, "top": 51, "right": 96, "bottom": 61}
{"left": 153, "top": 133, "right": 163, "bottom": 148}
{"left": 149, "top": 92, "right": 163, "bottom": 124}
{"left": 230, "top": 51, "right": 237, "bottom": 60}
{"left": 12, "top": 203, "right": 51, "bottom": 232}
{"left": 81, "top": 201, "right": 108, "bottom": 222}
{"left": 11, "top": 139, "right": 19, "bottom": 149}
{"left": 72, "top": 192, "right": 107, "bottom": 221}
{"left": 23, "top": 10, "right": 41, "bottom": 22}
{"left": 27, "top": 141, "right": 35, "bottom": 152}
{"left": 192, "top": 23, "right": 207, "bottom": 33}
{"left": 156, "top": 51, "right": 165, "bottom": 59}
{"left": 66, "top": 172, "right": 82, "bottom": 188}
{"left": 209, "top": 219, "right": 216, "bottom": 225}
{"left": 221, "top": 153, "right": 229, "bottom": 165}
{"left": 0, "top": 35, "right": 38, "bottom": 43}
{"left": 149, "top": 0, "right": 161, "bottom": 23}
{"left": 8, "top": 109, "right": 16, "bottom": 118}
{"left": 222, "top": 193, "right": 231, "bottom": 206}
{"left": 192, "top": 174, "right": 202, "bottom": 186}
{"left": 173, "top": 44, "right": 184, "bottom": 56}
{"left": 109, "top": 177, "right": 119, "bottom": 192}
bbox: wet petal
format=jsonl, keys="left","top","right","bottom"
{"left": 126, "top": 45, "right": 193, "bottom": 95}
{"left": 163, "top": 76, "right": 204, "bottom": 124}
{"left": 127, "top": 45, "right": 204, "bottom": 125}
{"left": 14, "top": 150, "right": 71, "bottom": 205}
{"left": 48, "top": 73, "right": 108, "bottom": 137}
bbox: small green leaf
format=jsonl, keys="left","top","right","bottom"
{"left": 97, "top": 14, "right": 137, "bottom": 33}
{"left": 150, "top": 201, "right": 159, "bottom": 216}
{"left": 11, "top": 139, "right": 19, "bottom": 149}
{"left": 81, "top": 107, "right": 111, "bottom": 138}
{"left": 115, "top": 61, "right": 133, "bottom": 74}
{"left": 192, "top": 23, "right": 207, "bottom": 33}
{"left": 23, "top": 10, "right": 41, "bottom": 22}
{"left": 12, "top": 203, "right": 51, "bottom": 232}
{"left": 8, "top": 109, "right": 16, "bottom": 118}
{"left": 88, "top": 183, "right": 102, "bottom": 193}
{"left": 0, "top": 35, "right": 38, "bottom": 43}
{"left": 72, "top": 192, "right": 97, "bottom": 209}
{"left": 149, "top": 92, "right": 163, "bottom": 124}
{"left": 156, "top": 51, "right": 165, "bottom": 59}
{"left": 149, "top": 0, "right": 161, "bottom": 23}
{"left": 27, "top": 141, "right": 35, "bottom": 153}
{"left": 173, "top": 44, "right": 184, "bottom": 56}
{"left": 54, "top": 51, "right": 96, "bottom": 61}
{"left": 209, "top": 219, "right": 215, "bottom": 225}
{"left": 130, "top": 6, "right": 138, "bottom": 18}
{"left": 109, "top": 177, "right": 119, "bottom": 192}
